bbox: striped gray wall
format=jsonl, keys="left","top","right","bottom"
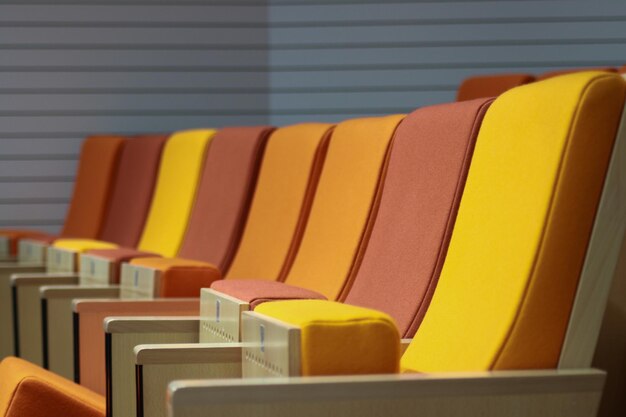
{"left": 4, "top": 0, "right": 626, "bottom": 233}
{"left": 267, "top": 0, "right": 626, "bottom": 125}
{"left": 0, "top": 0, "right": 269, "bottom": 233}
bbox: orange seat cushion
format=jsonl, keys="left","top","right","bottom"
{"left": 0, "top": 357, "right": 104, "bottom": 417}
{"left": 130, "top": 257, "right": 221, "bottom": 297}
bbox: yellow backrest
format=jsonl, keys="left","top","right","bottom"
{"left": 402, "top": 72, "right": 626, "bottom": 372}
{"left": 284, "top": 115, "right": 404, "bottom": 300}
{"left": 226, "top": 124, "right": 333, "bottom": 280}
{"left": 137, "top": 130, "right": 214, "bottom": 257}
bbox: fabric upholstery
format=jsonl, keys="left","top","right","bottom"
{"left": 86, "top": 135, "right": 168, "bottom": 248}
{"left": 60, "top": 135, "right": 127, "bottom": 239}
{"left": 211, "top": 280, "right": 326, "bottom": 309}
{"left": 284, "top": 116, "right": 403, "bottom": 300}
{"left": 456, "top": 73, "right": 534, "bottom": 101}
{"left": 130, "top": 257, "right": 221, "bottom": 297}
{"left": 342, "top": 98, "right": 492, "bottom": 338}
{"left": 402, "top": 72, "right": 626, "bottom": 372}
{"left": 51, "top": 135, "right": 168, "bottom": 254}
{"left": 226, "top": 124, "right": 333, "bottom": 281}
{"left": 176, "top": 126, "right": 273, "bottom": 271}
{"left": 255, "top": 300, "right": 400, "bottom": 376}
{"left": 123, "top": 127, "right": 272, "bottom": 297}
{"left": 52, "top": 239, "right": 118, "bottom": 253}
{"left": 537, "top": 67, "right": 617, "bottom": 80}
{"left": 135, "top": 129, "right": 215, "bottom": 257}
{"left": 0, "top": 357, "right": 104, "bottom": 417}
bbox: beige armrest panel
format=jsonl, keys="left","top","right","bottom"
{"left": 168, "top": 369, "right": 605, "bottom": 417}
{"left": 135, "top": 343, "right": 241, "bottom": 365}
{"left": 105, "top": 316, "right": 199, "bottom": 334}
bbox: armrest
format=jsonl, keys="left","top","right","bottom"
{"left": 168, "top": 369, "right": 605, "bottom": 417}
{"left": 41, "top": 285, "right": 120, "bottom": 299}
{"left": 135, "top": 343, "right": 242, "bottom": 417}
{"left": 12, "top": 273, "right": 78, "bottom": 287}
{"left": 135, "top": 342, "right": 241, "bottom": 365}
{"left": 75, "top": 298, "right": 200, "bottom": 395}
{"left": 102, "top": 316, "right": 204, "bottom": 417}
{"left": 105, "top": 316, "right": 199, "bottom": 334}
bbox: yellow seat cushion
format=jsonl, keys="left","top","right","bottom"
{"left": 402, "top": 72, "right": 626, "bottom": 372}
{"left": 52, "top": 239, "right": 118, "bottom": 253}
{"left": 256, "top": 300, "right": 401, "bottom": 376}
{"left": 0, "top": 357, "right": 104, "bottom": 417}
{"left": 136, "top": 129, "right": 215, "bottom": 257}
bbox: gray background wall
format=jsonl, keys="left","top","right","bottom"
{"left": 3, "top": 0, "right": 626, "bottom": 233}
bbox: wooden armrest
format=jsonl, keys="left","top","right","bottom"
{"left": 135, "top": 343, "right": 242, "bottom": 417}
{"left": 11, "top": 273, "right": 78, "bottom": 286}
{"left": 41, "top": 285, "right": 120, "bottom": 299}
{"left": 76, "top": 298, "right": 200, "bottom": 396}
{"left": 135, "top": 342, "right": 241, "bottom": 365}
{"left": 105, "top": 316, "right": 199, "bottom": 334}
{"left": 168, "top": 369, "right": 605, "bottom": 417}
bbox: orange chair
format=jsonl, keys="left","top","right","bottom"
{"left": 0, "top": 135, "right": 127, "bottom": 263}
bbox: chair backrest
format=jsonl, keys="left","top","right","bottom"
{"left": 537, "top": 67, "right": 617, "bottom": 80}
{"left": 402, "top": 72, "right": 626, "bottom": 373}
{"left": 283, "top": 115, "right": 403, "bottom": 300}
{"left": 60, "top": 135, "right": 126, "bottom": 239}
{"left": 225, "top": 124, "right": 333, "bottom": 281}
{"left": 176, "top": 127, "right": 273, "bottom": 271}
{"left": 136, "top": 130, "right": 214, "bottom": 257}
{"left": 97, "top": 135, "right": 168, "bottom": 247}
{"left": 456, "top": 73, "right": 534, "bottom": 101}
{"left": 342, "top": 99, "right": 492, "bottom": 338}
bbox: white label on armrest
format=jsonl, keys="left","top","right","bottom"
{"left": 119, "top": 263, "right": 159, "bottom": 299}
{"left": 79, "top": 255, "right": 114, "bottom": 286}
{"left": 46, "top": 247, "right": 76, "bottom": 273}
{"left": 18, "top": 240, "right": 47, "bottom": 264}
{"left": 199, "top": 288, "right": 249, "bottom": 343}
{"left": 241, "top": 311, "right": 301, "bottom": 378}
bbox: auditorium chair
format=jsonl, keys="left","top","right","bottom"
{"left": 9, "top": 130, "right": 213, "bottom": 369}
{"left": 0, "top": 135, "right": 127, "bottom": 360}
{"left": 79, "top": 116, "right": 401, "bottom": 417}
{"left": 111, "top": 98, "right": 491, "bottom": 417}
{"left": 456, "top": 73, "right": 534, "bottom": 101}
{"left": 27, "top": 127, "right": 274, "bottom": 383}
{"left": 170, "top": 72, "right": 626, "bottom": 417}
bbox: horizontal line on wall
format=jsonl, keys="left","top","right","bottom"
{"left": 3, "top": 15, "right": 626, "bottom": 28}
{"left": 0, "top": 219, "right": 64, "bottom": 226}
{"left": 0, "top": 198, "right": 69, "bottom": 205}
{"left": 0, "top": 0, "right": 267, "bottom": 4}
{"left": 0, "top": 154, "right": 78, "bottom": 161}
{"left": 0, "top": 85, "right": 457, "bottom": 94}
{"left": 4, "top": 38, "right": 626, "bottom": 51}
{"left": 0, "top": 176, "right": 74, "bottom": 183}
{"left": 0, "top": 107, "right": 414, "bottom": 117}
{"left": 0, "top": 61, "right": 621, "bottom": 72}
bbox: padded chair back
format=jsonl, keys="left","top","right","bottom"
{"left": 456, "top": 74, "right": 534, "bottom": 101}
{"left": 283, "top": 115, "right": 403, "bottom": 300}
{"left": 402, "top": 72, "right": 626, "bottom": 372}
{"left": 177, "top": 127, "right": 273, "bottom": 271}
{"left": 342, "top": 99, "right": 491, "bottom": 338}
{"left": 537, "top": 67, "right": 617, "bottom": 80}
{"left": 60, "top": 136, "right": 126, "bottom": 239}
{"left": 226, "top": 124, "right": 333, "bottom": 281}
{"left": 136, "top": 130, "right": 214, "bottom": 257}
{"left": 97, "top": 135, "right": 168, "bottom": 247}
